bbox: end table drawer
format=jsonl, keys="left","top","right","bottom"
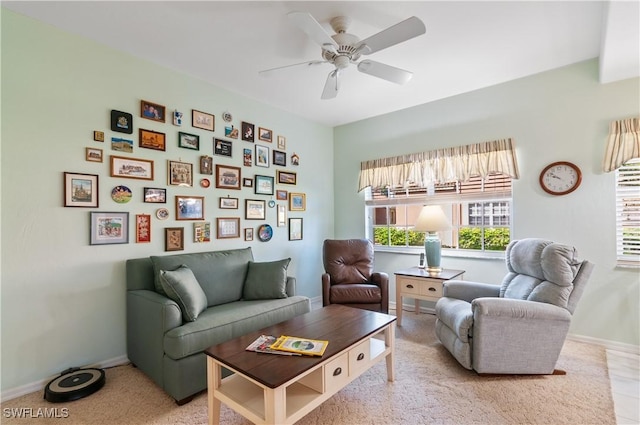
{"left": 423, "top": 283, "right": 443, "bottom": 298}
{"left": 399, "top": 279, "right": 422, "bottom": 295}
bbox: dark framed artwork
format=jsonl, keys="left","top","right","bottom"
{"left": 165, "top": 227, "right": 184, "bottom": 251}
{"left": 139, "top": 128, "right": 166, "bottom": 151}
{"left": 245, "top": 199, "right": 266, "bottom": 220}
{"left": 258, "top": 127, "right": 273, "bottom": 143}
{"left": 168, "top": 160, "right": 193, "bottom": 186}
{"left": 141, "top": 100, "right": 166, "bottom": 123}
{"left": 178, "top": 132, "right": 200, "bottom": 150}
{"left": 90, "top": 211, "right": 129, "bottom": 245}
{"left": 192, "top": 109, "right": 215, "bottom": 131}
{"left": 254, "top": 175, "right": 274, "bottom": 195}
{"left": 244, "top": 227, "right": 254, "bottom": 241}
{"left": 110, "top": 110, "right": 133, "bottom": 134}
{"left": 175, "top": 195, "right": 205, "bottom": 220}
{"left": 273, "top": 150, "right": 286, "bottom": 166}
{"left": 241, "top": 121, "right": 255, "bottom": 142}
{"left": 214, "top": 138, "right": 232, "bottom": 157}
{"left": 288, "top": 217, "right": 303, "bottom": 241}
{"left": 216, "top": 164, "right": 241, "bottom": 190}
{"left": 64, "top": 172, "right": 99, "bottom": 207}
{"left": 143, "top": 187, "right": 166, "bottom": 203}
{"left": 243, "top": 177, "right": 253, "bottom": 188}
{"left": 200, "top": 156, "right": 213, "bottom": 175}
{"left": 277, "top": 170, "right": 297, "bottom": 185}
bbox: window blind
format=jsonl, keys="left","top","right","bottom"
{"left": 615, "top": 158, "right": 640, "bottom": 267}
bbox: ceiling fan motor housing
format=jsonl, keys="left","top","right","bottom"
{"left": 322, "top": 16, "right": 361, "bottom": 66}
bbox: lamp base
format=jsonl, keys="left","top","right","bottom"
{"left": 424, "top": 232, "right": 443, "bottom": 275}
{"left": 426, "top": 266, "right": 442, "bottom": 275}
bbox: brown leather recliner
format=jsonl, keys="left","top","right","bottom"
{"left": 322, "top": 239, "right": 389, "bottom": 313}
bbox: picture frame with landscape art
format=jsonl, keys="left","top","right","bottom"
{"left": 258, "top": 127, "right": 273, "bottom": 143}
{"left": 85, "top": 147, "right": 103, "bottom": 163}
{"left": 289, "top": 192, "right": 306, "bottom": 211}
{"left": 139, "top": 128, "right": 166, "bottom": 151}
{"left": 277, "top": 170, "right": 297, "bottom": 185}
{"left": 245, "top": 199, "right": 266, "bottom": 220}
{"left": 255, "top": 145, "right": 269, "bottom": 168}
{"left": 273, "top": 150, "right": 286, "bottom": 166}
{"left": 178, "top": 132, "right": 200, "bottom": 150}
{"left": 64, "top": 172, "right": 99, "bottom": 207}
{"left": 90, "top": 211, "right": 129, "bottom": 245}
{"left": 254, "top": 175, "right": 274, "bottom": 195}
{"left": 175, "top": 195, "right": 204, "bottom": 220}
{"left": 110, "top": 156, "right": 154, "bottom": 181}
{"left": 144, "top": 187, "right": 166, "bottom": 203}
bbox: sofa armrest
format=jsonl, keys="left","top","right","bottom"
{"left": 442, "top": 280, "right": 500, "bottom": 303}
{"left": 285, "top": 276, "right": 297, "bottom": 297}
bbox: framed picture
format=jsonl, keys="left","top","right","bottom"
{"left": 214, "top": 138, "right": 232, "bottom": 157}
{"left": 245, "top": 199, "right": 266, "bottom": 220}
{"left": 111, "top": 110, "right": 133, "bottom": 134}
{"left": 291, "top": 153, "right": 300, "bottom": 166}
{"left": 243, "top": 148, "right": 252, "bottom": 167}
{"left": 277, "top": 170, "right": 297, "bottom": 185}
{"left": 176, "top": 195, "right": 205, "bottom": 220}
{"left": 194, "top": 222, "right": 211, "bottom": 243}
{"left": 111, "top": 137, "right": 133, "bottom": 153}
{"left": 289, "top": 217, "right": 303, "bottom": 241}
{"left": 273, "top": 150, "right": 286, "bottom": 166}
{"left": 277, "top": 135, "right": 286, "bottom": 150}
{"left": 215, "top": 164, "right": 241, "bottom": 190}
{"left": 255, "top": 175, "right": 274, "bottom": 195}
{"left": 110, "top": 155, "right": 154, "bottom": 181}
{"left": 200, "top": 156, "right": 213, "bottom": 175}
{"left": 225, "top": 125, "right": 239, "bottom": 139}
{"left": 168, "top": 160, "right": 193, "bottom": 186}
{"left": 243, "top": 177, "right": 253, "bottom": 188}
{"left": 178, "top": 132, "right": 200, "bottom": 150}
{"left": 241, "top": 121, "right": 254, "bottom": 142}
{"left": 139, "top": 128, "right": 166, "bottom": 151}
{"left": 289, "top": 192, "right": 306, "bottom": 211}
{"left": 219, "top": 197, "right": 239, "bottom": 209}
{"left": 277, "top": 204, "right": 287, "bottom": 227}
{"left": 244, "top": 227, "right": 254, "bottom": 241}
{"left": 135, "top": 214, "right": 151, "bottom": 243}
{"left": 165, "top": 227, "right": 184, "bottom": 251}
{"left": 217, "top": 217, "right": 240, "bottom": 239}
{"left": 256, "top": 145, "right": 269, "bottom": 168}
{"left": 144, "top": 187, "right": 166, "bottom": 203}
{"left": 258, "top": 127, "right": 273, "bottom": 143}
{"left": 276, "top": 190, "right": 288, "bottom": 201}
{"left": 90, "top": 211, "right": 129, "bottom": 245}
{"left": 141, "top": 100, "right": 166, "bottom": 123}
{"left": 64, "top": 172, "right": 99, "bottom": 208}
{"left": 192, "top": 109, "right": 214, "bottom": 131}
{"left": 94, "top": 131, "right": 105, "bottom": 142}
{"left": 86, "top": 147, "right": 103, "bottom": 163}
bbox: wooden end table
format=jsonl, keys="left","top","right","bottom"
{"left": 394, "top": 267, "right": 465, "bottom": 326}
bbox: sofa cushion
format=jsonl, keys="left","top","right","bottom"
{"left": 159, "top": 265, "right": 207, "bottom": 322}
{"left": 243, "top": 258, "right": 291, "bottom": 300}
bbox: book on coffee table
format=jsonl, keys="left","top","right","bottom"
{"left": 245, "top": 335, "right": 301, "bottom": 356}
{"left": 270, "top": 335, "right": 329, "bottom": 357}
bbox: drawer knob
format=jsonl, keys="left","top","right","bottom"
{"left": 333, "top": 367, "right": 342, "bottom": 377}
{"left": 357, "top": 353, "right": 365, "bottom": 361}
{"left": 428, "top": 287, "right": 436, "bottom": 292}
{"left": 406, "top": 284, "right": 414, "bottom": 289}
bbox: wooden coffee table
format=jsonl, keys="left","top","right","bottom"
{"left": 204, "top": 305, "right": 396, "bottom": 425}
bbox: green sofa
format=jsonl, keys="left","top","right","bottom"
{"left": 126, "top": 247, "right": 311, "bottom": 404}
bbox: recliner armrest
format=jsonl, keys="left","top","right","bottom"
{"left": 471, "top": 297, "right": 571, "bottom": 321}
{"left": 321, "top": 273, "right": 331, "bottom": 306}
{"left": 371, "top": 272, "right": 389, "bottom": 313}
{"left": 442, "top": 280, "right": 500, "bottom": 303}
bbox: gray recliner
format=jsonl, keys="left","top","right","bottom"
{"left": 435, "top": 238, "right": 594, "bottom": 374}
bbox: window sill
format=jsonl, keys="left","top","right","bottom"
{"left": 373, "top": 246, "right": 505, "bottom": 261}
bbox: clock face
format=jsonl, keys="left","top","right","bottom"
{"left": 539, "top": 162, "right": 582, "bottom": 195}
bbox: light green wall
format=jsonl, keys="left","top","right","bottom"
{"left": 334, "top": 60, "right": 640, "bottom": 347}
{"left": 1, "top": 9, "right": 333, "bottom": 392}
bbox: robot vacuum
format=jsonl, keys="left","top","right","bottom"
{"left": 44, "top": 367, "right": 105, "bottom": 403}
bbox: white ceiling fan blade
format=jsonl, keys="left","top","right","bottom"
{"left": 288, "top": 12, "right": 338, "bottom": 51}
{"left": 259, "top": 60, "right": 327, "bottom": 76}
{"left": 321, "top": 70, "right": 339, "bottom": 100}
{"left": 357, "top": 60, "right": 413, "bottom": 85}
{"left": 355, "top": 16, "right": 426, "bottom": 55}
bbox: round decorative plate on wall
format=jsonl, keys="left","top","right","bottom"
{"left": 156, "top": 208, "right": 169, "bottom": 220}
{"left": 539, "top": 161, "right": 582, "bottom": 196}
{"left": 111, "top": 185, "right": 132, "bottom": 203}
{"left": 258, "top": 224, "right": 273, "bottom": 242}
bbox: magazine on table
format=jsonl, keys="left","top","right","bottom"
{"left": 269, "top": 335, "right": 329, "bottom": 357}
{"left": 245, "top": 335, "right": 301, "bottom": 356}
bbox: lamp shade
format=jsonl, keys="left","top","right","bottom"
{"left": 414, "top": 205, "right": 451, "bottom": 232}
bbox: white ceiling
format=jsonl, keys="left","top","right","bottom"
{"left": 4, "top": 1, "right": 639, "bottom": 127}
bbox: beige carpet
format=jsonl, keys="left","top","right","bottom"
{"left": 1, "top": 311, "right": 616, "bottom": 425}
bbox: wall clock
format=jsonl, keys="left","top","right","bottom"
{"left": 539, "top": 161, "right": 582, "bottom": 195}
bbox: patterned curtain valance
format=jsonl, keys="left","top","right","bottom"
{"left": 603, "top": 117, "right": 640, "bottom": 172}
{"left": 358, "top": 138, "right": 519, "bottom": 192}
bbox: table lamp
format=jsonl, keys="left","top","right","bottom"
{"left": 414, "top": 205, "right": 451, "bottom": 274}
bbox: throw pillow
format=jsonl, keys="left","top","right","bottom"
{"left": 243, "top": 258, "right": 291, "bottom": 300}
{"left": 159, "top": 264, "right": 207, "bottom": 322}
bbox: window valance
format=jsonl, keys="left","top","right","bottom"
{"left": 358, "top": 138, "right": 519, "bottom": 192}
{"left": 603, "top": 117, "right": 640, "bottom": 172}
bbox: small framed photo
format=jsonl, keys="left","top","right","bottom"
{"left": 141, "top": 100, "right": 166, "bottom": 123}
{"left": 277, "top": 204, "right": 287, "bottom": 227}
{"left": 217, "top": 217, "right": 240, "bottom": 239}
{"left": 243, "top": 148, "right": 253, "bottom": 167}
{"left": 216, "top": 164, "right": 241, "bottom": 190}
{"left": 168, "top": 160, "right": 193, "bottom": 186}
{"left": 241, "top": 121, "right": 254, "bottom": 142}
{"left": 277, "top": 135, "right": 286, "bottom": 150}
{"left": 165, "top": 227, "right": 184, "bottom": 251}
{"left": 178, "top": 132, "right": 200, "bottom": 150}
{"left": 144, "top": 187, "right": 166, "bottom": 203}
{"left": 291, "top": 153, "right": 300, "bottom": 166}
{"left": 93, "top": 131, "right": 105, "bottom": 142}
{"left": 136, "top": 214, "right": 151, "bottom": 243}
{"left": 110, "top": 155, "right": 154, "bottom": 181}
{"left": 192, "top": 109, "right": 215, "bottom": 131}
{"left": 64, "top": 172, "right": 99, "bottom": 207}
{"left": 273, "top": 150, "right": 286, "bottom": 166}
{"left": 200, "top": 156, "right": 213, "bottom": 175}
{"left": 176, "top": 195, "right": 205, "bottom": 220}
{"left": 276, "top": 190, "right": 288, "bottom": 200}
{"left": 256, "top": 145, "right": 270, "bottom": 168}
{"left": 111, "top": 110, "right": 133, "bottom": 134}
{"left": 90, "top": 212, "right": 129, "bottom": 245}
{"left": 258, "top": 127, "right": 273, "bottom": 143}
{"left": 244, "top": 227, "right": 254, "bottom": 241}
{"left": 139, "top": 128, "right": 166, "bottom": 151}
{"left": 243, "top": 177, "right": 253, "bottom": 188}
{"left": 289, "top": 217, "right": 303, "bottom": 241}
{"left": 219, "top": 197, "right": 239, "bottom": 209}
{"left": 225, "top": 125, "right": 239, "bottom": 139}
{"left": 289, "top": 192, "right": 306, "bottom": 211}
{"left": 86, "top": 147, "right": 103, "bottom": 163}
{"left": 214, "top": 138, "right": 232, "bottom": 157}
{"left": 194, "top": 222, "right": 211, "bottom": 243}
{"left": 111, "top": 137, "right": 133, "bottom": 153}
{"left": 255, "top": 175, "right": 274, "bottom": 195}
{"left": 245, "top": 199, "right": 266, "bottom": 220}
{"left": 277, "top": 170, "right": 297, "bottom": 185}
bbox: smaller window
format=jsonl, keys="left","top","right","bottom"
{"left": 615, "top": 158, "right": 640, "bottom": 267}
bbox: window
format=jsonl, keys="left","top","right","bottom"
{"left": 615, "top": 158, "right": 640, "bottom": 267}
{"left": 366, "top": 174, "right": 512, "bottom": 254}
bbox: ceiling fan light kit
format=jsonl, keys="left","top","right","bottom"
{"left": 260, "top": 12, "right": 426, "bottom": 99}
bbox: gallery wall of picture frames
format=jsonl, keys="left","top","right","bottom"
{"left": 68, "top": 99, "right": 305, "bottom": 250}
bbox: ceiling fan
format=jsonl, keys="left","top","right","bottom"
{"left": 259, "top": 12, "right": 426, "bottom": 99}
